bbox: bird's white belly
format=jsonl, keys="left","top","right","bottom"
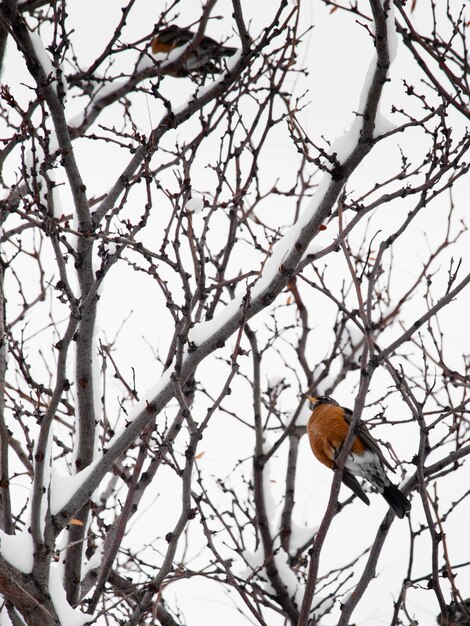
{"left": 345, "top": 450, "right": 388, "bottom": 492}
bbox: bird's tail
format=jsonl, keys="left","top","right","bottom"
{"left": 342, "top": 469, "right": 370, "bottom": 505}
{"left": 219, "top": 46, "right": 237, "bottom": 58}
{"left": 382, "top": 483, "right": 411, "bottom": 519}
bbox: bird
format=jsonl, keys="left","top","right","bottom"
{"left": 306, "top": 395, "right": 411, "bottom": 518}
{"left": 437, "top": 598, "right": 470, "bottom": 626}
{"left": 150, "top": 25, "right": 237, "bottom": 77}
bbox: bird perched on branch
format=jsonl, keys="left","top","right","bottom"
{"left": 437, "top": 598, "right": 470, "bottom": 626}
{"left": 306, "top": 395, "right": 411, "bottom": 518}
{"left": 150, "top": 25, "right": 237, "bottom": 77}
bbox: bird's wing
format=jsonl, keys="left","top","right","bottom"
{"left": 158, "top": 27, "right": 193, "bottom": 47}
{"left": 342, "top": 469, "right": 370, "bottom": 505}
{"left": 342, "top": 407, "right": 394, "bottom": 472}
{"left": 198, "top": 35, "right": 220, "bottom": 51}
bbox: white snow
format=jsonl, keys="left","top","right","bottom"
{"left": 328, "top": 56, "right": 378, "bottom": 164}
{"left": 49, "top": 565, "right": 90, "bottom": 625}
{"left": 29, "top": 31, "right": 67, "bottom": 101}
{"left": 374, "top": 110, "right": 398, "bottom": 136}
{"left": 312, "top": 596, "right": 335, "bottom": 623}
{"left": 50, "top": 368, "right": 174, "bottom": 516}
{"left": 105, "top": 241, "right": 119, "bottom": 255}
{"left": 185, "top": 195, "right": 205, "bottom": 213}
{"left": 135, "top": 54, "right": 155, "bottom": 74}
{"left": 23, "top": 134, "right": 61, "bottom": 217}
{"left": 267, "top": 374, "right": 284, "bottom": 388}
{"left": 50, "top": 465, "right": 95, "bottom": 515}
{"left": 189, "top": 296, "right": 242, "bottom": 346}
{"left": 333, "top": 0, "right": 399, "bottom": 148}
{"left": 373, "top": 0, "right": 399, "bottom": 138}
{"left": 0, "top": 529, "right": 34, "bottom": 573}
{"left": 0, "top": 607, "right": 15, "bottom": 626}
{"left": 120, "top": 367, "right": 173, "bottom": 430}
{"left": 67, "top": 110, "right": 87, "bottom": 130}
{"left": 344, "top": 318, "right": 365, "bottom": 347}
{"left": 51, "top": 186, "right": 64, "bottom": 218}
{"left": 258, "top": 177, "right": 332, "bottom": 295}
{"left": 238, "top": 547, "right": 267, "bottom": 579}
{"left": 54, "top": 523, "right": 69, "bottom": 575}
{"left": 384, "top": 0, "right": 398, "bottom": 63}
{"left": 29, "top": 31, "right": 55, "bottom": 81}
{"left": 272, "top": 550, "right": 302, "bottom": 604}
{"left": 91, "top": 78, "right": 129, "bottom": 102}
{"left": 24, "top": 142, "right": 48, "bottom": 206}
{"left": 81, "top": 542, "right": 104, "bottom": 579}
{"left": 397, "top": 471, "right": 412, "bottom": 490}
{"left": 188, "top": 174, "right": 334, "bottom": 347}
{"left": 67, "top": 76, "right": 139, "bottom": 130}
{"left": 289, "top": 520, "right": 318, "bottom": 555}
{"left": 31, "top": 427, "right": 52, "bottom": 538}
{"left": 303, "top": 242, "right": 324, "bottom": 258}
{"left": 239, "top": 549, "right": 300, "bottom": 604}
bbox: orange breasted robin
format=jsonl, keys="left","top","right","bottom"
{"left": 306, "top": 395, "right": 411, "bottom": 518}
{"left": 150, "top": 25, "right": 237, "bottom": 77}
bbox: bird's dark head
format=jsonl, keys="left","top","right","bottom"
{"left": 160, "top": 25, "right": 182, "bottom": 35}
{"left": 304, "top": 395, "right": 339, "bottom": 410}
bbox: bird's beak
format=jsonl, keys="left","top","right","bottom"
{"left": 302, "top": 394, "right": 317, "bottom": 404}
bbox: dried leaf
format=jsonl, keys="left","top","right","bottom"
{"left": 70, "top": 518, "right": 84, "bottom": 526}
{"left": 195, "top": 451, "right": 205, "bottom": 460}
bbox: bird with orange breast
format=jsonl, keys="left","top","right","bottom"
{"left": 150, "top": 25, "right": 237, "bottom": 77}
{"left": 306, "top": 395, "right": 411, "bottom": 518}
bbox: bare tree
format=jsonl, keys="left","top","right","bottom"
{"left": 0, "top": 0, "right": 469, "bottom": 625}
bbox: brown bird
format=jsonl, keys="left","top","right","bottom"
{"left": 306, "top": 395, "right": 411, "bottom": 518}
{"left": 150, "top": 25, "right": 237, "bottom": 77}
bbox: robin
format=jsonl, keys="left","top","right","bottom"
{"left": 150, "top": 25, "right": 237, "bottom": 77}
{"left": 306, "top": 395, "right": 411, "bottom": 518}
{"left": 437, "top": 599, "right": 470, "bottom": 626}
